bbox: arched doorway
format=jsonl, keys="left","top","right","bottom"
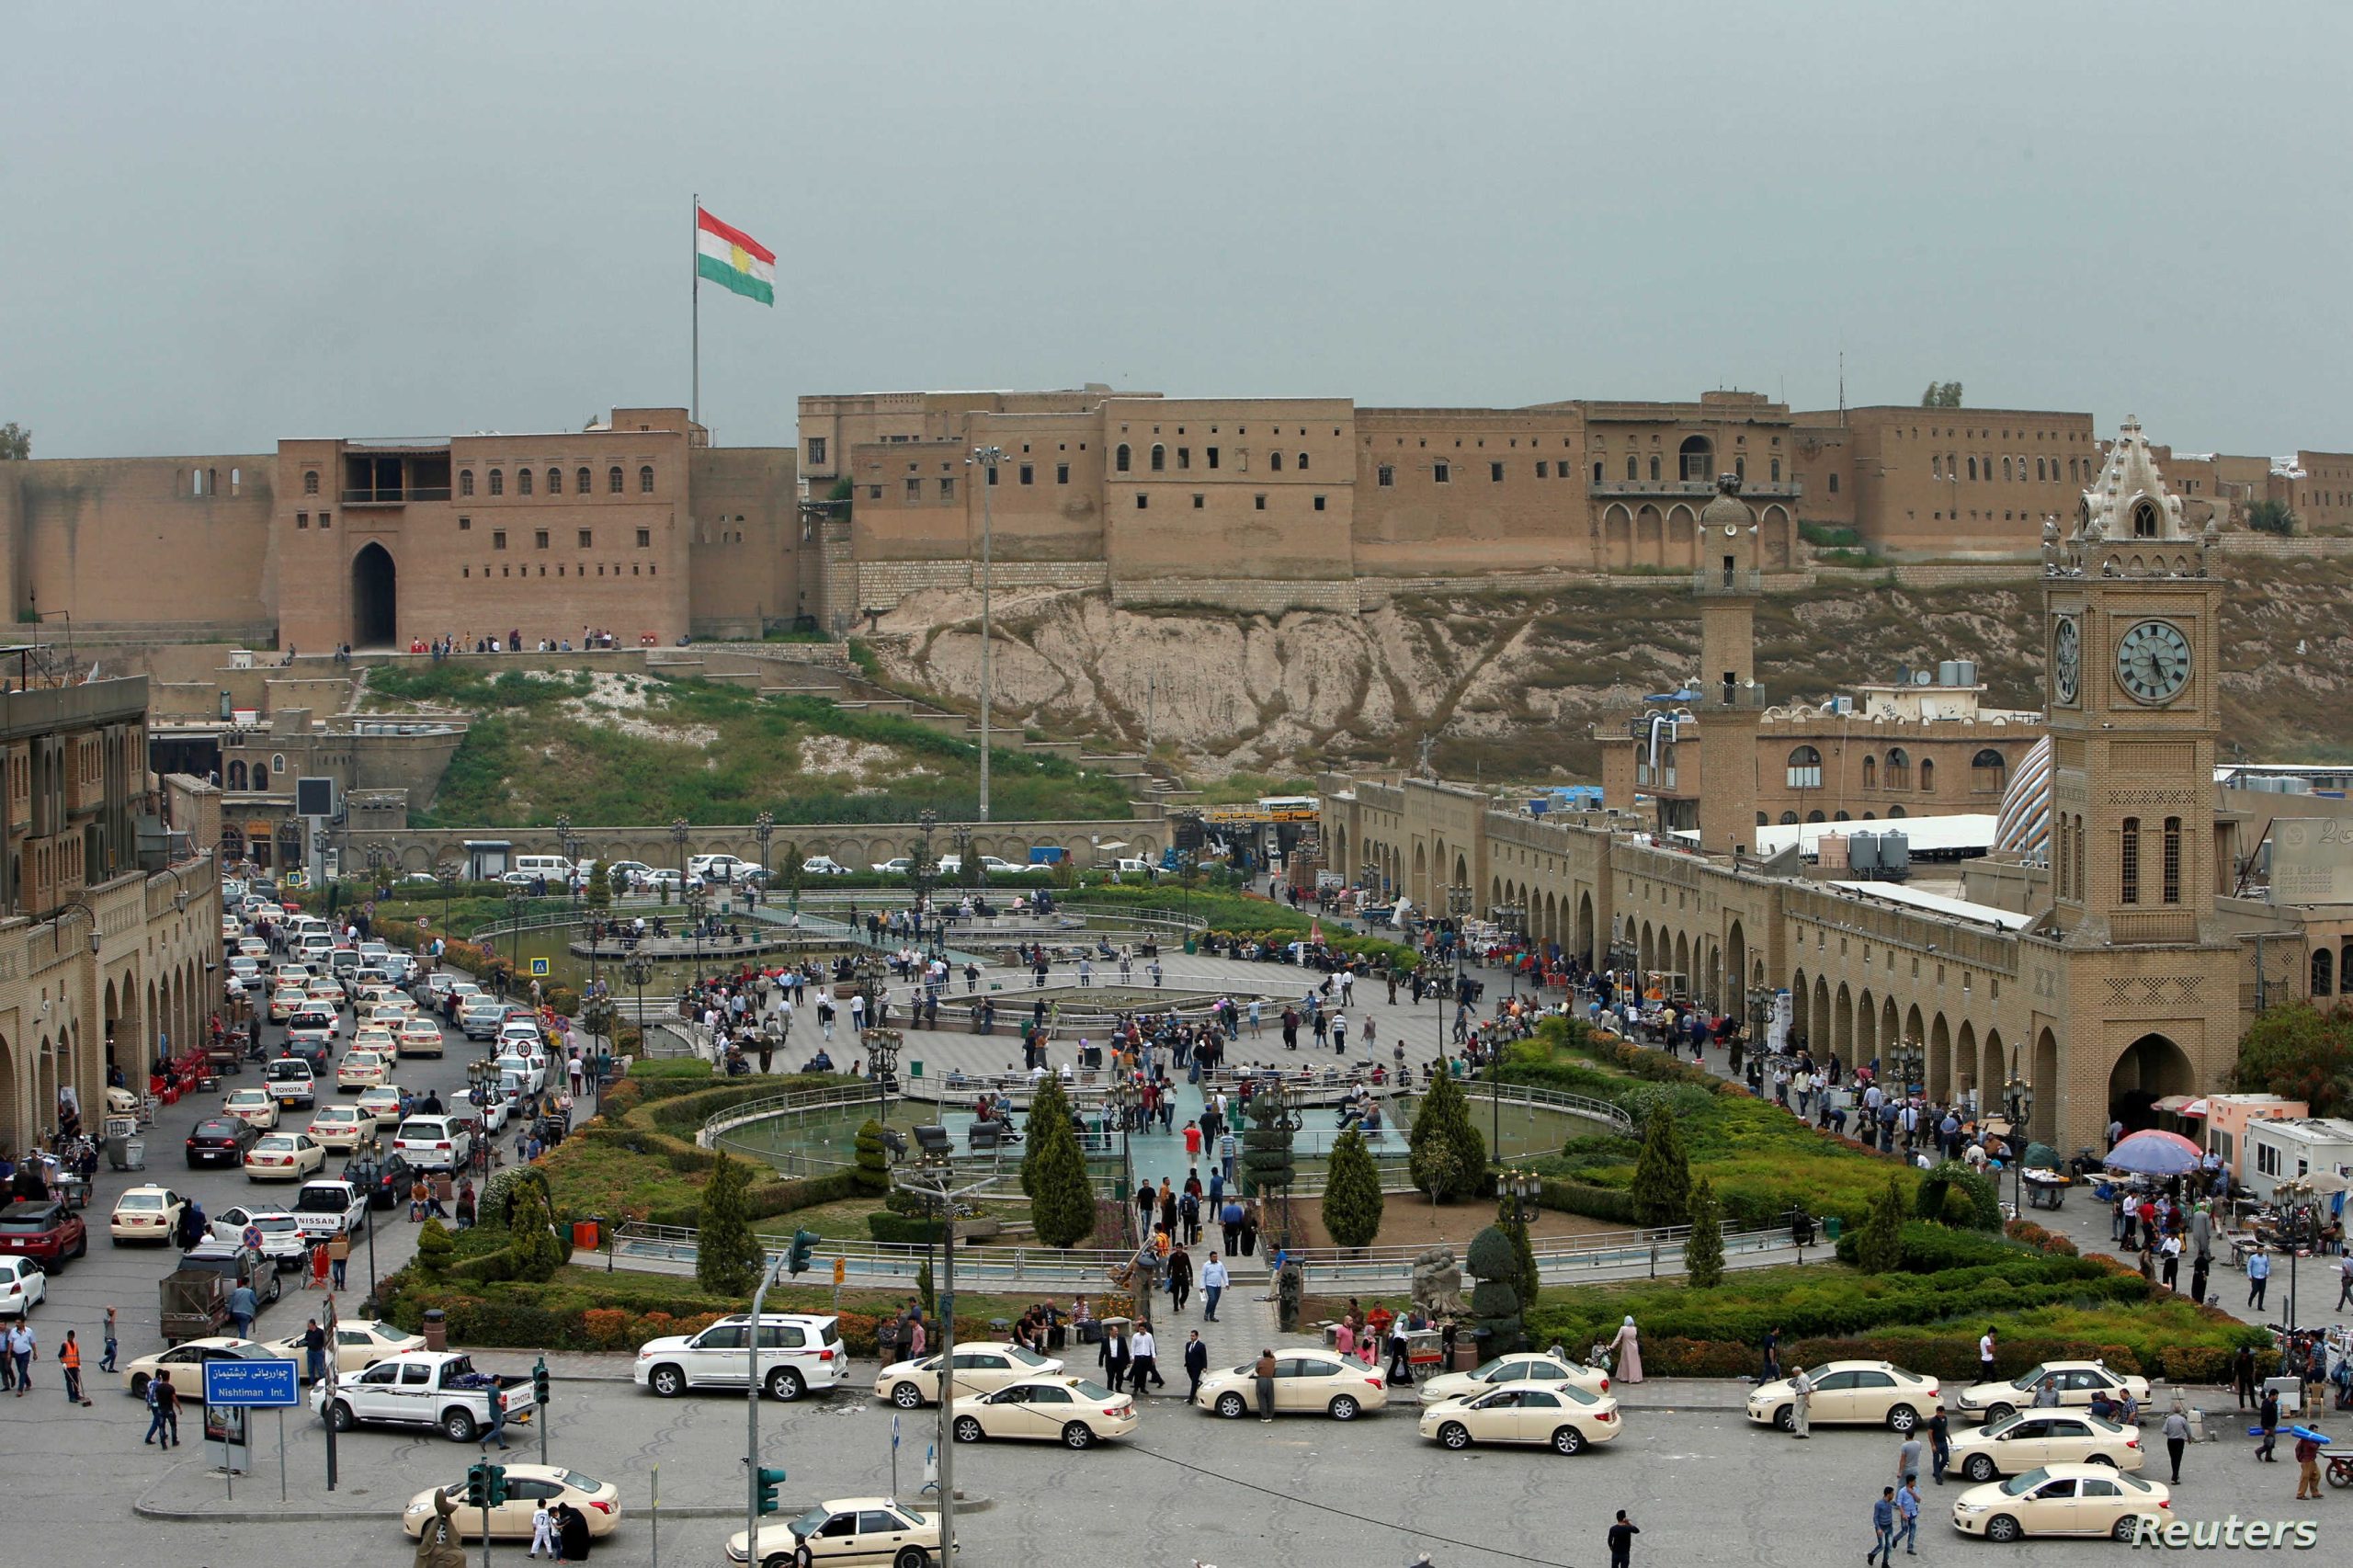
{"left": 1577, "top": 893, "right": 1597, "bottom": 966}
{"left": 2108, "top": 1033, "right": 2196, "bottom": 1133}
{"left": 352, "top": 542, "right": 397, "bottom": 648}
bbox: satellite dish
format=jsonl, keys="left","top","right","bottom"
{"left": 1913, "top": 670, "right": 1933, "bottom": 686}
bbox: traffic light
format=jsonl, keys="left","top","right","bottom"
{"left": 787, "top": 1229, "right": 818, "bottom": 1275}
{"left": 532, "top": 1357, "right": 551, "bottom": 1408}
{"left": 463, "top": 1462, "right": 488, "bottom": 1509}
{"left": 484, "top": 1463, "right": 510, "bottom": 1506}
{"left": 756, "top": 1465, "right": 788, "bottom": 1516}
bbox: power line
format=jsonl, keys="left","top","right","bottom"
{"left": 1126, "top": 1440, "right": 1581, "bottom": 1567}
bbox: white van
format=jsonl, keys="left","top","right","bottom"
{"left": 511, "top": 854, "right": 574, "bottom": 883}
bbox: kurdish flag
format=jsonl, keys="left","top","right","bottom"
{"left": 696, "top": 206, "right": 775, "bottom": 306}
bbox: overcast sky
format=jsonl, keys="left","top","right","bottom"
{"left": 6, "top": 2, "right": 2347, "bottom": 460}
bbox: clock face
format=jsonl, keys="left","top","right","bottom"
{"left": 2114, "top": 619, "right": 2191, "bottom": 705}
{"left": 2051, "top": 618, "right": 2080, "bottom": 707}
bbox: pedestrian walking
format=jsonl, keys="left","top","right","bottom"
{"left": 1927, "top": 1404, "right": 1950, "bottom": 1483}
{"left": 1892, "top": 1482, "right": 1920, "bottom": 1558}
{"left": 2234, "top": 1345, "right": 2258, "bottom": 1409}
{"left": 1895, "top": 1432, "right": 1922, "bottom": 1489}
{"left": 149, "top": 1371, "right": 181, "bottom": 1449}
{"left": 2162, "top": 1405, "right": 2189, "bottom": 1483}
{"left": 2295, "top": 1430, "right": 2324, "bottom": 1499}
{"left": 1200, "top": 1252, "right": 1228, "bottom": 1322}
{"left": 329, "top": 1232, "right": 350, "bottom": 1291}
{"left": 1760, "top": 1327, "right": 1780, "bottom": 1383}
{"left": 480, "top": 1383, "right": 512, "bottom": 1451}
{"left": 1790, "top": 1367, "right": 1812, "bottom": 1437}
{"left": 8, "top": 1319, "right": 34, "bottom": 1393}
{"left": 1608, "top": 1316, "right": 1643, "bottom": 1382}
{"left": 1607, "top": 1511, "right": 1639, "bottom": 1568}
{"left": 1130, "top": 1322, "right": 1165, "bottom": 1393}
{"left": 100, "top": 1306, "right": 118, "bottom": 1375}
{"left": 2338, "top": 1252, "right": 2353, "bottom": 1311}
{"left": 2256, "top": 1387, "right": 2280, "bottom": 1461}
{"left": 1254, "top": 1347, "right": 1277, "bottom": 1423}
{"left": 58, "top": 1329, "right": 89, "bottom": 1405}
{"left": 1166, "top": 1244, "right": 1193, "bottom": 1315}
{"left": 1183, "top": 1331, "right": 1209, "bottom": 1403}
{"left": 2247, "top": 1248, "right": 2271, "bottom": 1310}
{"left": 1866, "top": 1488, "right": 1897, "bottom": 1566}
{"left": 1098, "top": 1325, "right": 1131, "bottom": 1393}
{"left": 1977, "top": 1326, "right": 1997, "bottom": 1385}
{"left": 302, "top": 1319, "right": 328, "bottom": 1383}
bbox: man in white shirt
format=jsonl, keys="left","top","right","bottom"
{"left": 1128, "top": 1322, "right": 1165, "bottom": 1394}
{"left": 1199, "top": 1254, "right": 1230, "bottom": 1322}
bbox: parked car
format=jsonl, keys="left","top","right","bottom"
{"left": 800, "top": 856, "right": 854, "bottom": 878}
{"left": 315, "top": 1349, "right": 538, "bottom": 1442}
{"left": 1745, "top": 1360, "right": 1939, "bottom": 1432}
{"left": 493, "top": 1053, "right": 548, "bottom": 1097}
{"left": 119, "top": 1337, "right": 279, "bottom": 1401}
{"left": 1947, "top": 1412, "right": 2146, "bottom": 1482}
{"left": 870, "top": 857, "right": 914, "bottom": 876}
{"left": 1418, "top": 1381, "right": 1620, "bottom": 1454}
{"left": 1192, "top": 1347, "right": 1387, "bottom": 1422}
{"left": 1949, "top": 1464, "right": 2173, "bottom": 1543}
{"left": 634, "top": 1313, "right": 847, "bottom": 1402}
{"left": 977, "top": 856, "right": 1025, "bottom": 876}
{"left": 187, "top": 1116, "right": 262, "bottom": 1168}
{"left": 1418, "top": 1352, "right": 1609, "bottom": 1406}
{"left": 269, "top": 1316, "right": 426, "bottom": 1374}
{"left": 108, "top": 1186, "right": 189, "bottom": 1245}
{"left": 0, "top": 1199, "right": 87, "bottom": 1271}
{"left": 874, "top": 1345, "right": 1062, "bottom": 1408}
{"left": 403, "top": 1464, "right": 620, "bottom": 1542}
{"left": 0, "top": 1255, "right": 46, "bottom": 1315}
{"left": 1953, "top": 1360, "right": 2153, "bottom": 1425}
{"left": 724, "top": 1499, "right": 943, "bottom": 1568}
{"left": 949, "top": 1375, "right": 1135, "bottom": 1449}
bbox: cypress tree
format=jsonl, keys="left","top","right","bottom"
{"left": 1495, "top": 1194, "right": 1541, "bottom": 1312}
{"left": 1021, "top": 1076, "right": 1098, "bottom": 1248}
{"left": 1322, "top": 1126, "right": 1386, "bottom": 1250}
{"left": 1683, "top": 1176, "right": 1725, "bottom": 1289}
{"left": 1629, "top": 1106, "right": 1692, "bottom": 1228}
{"left": 853, "top": 1118, "right": 891, "bottom": 1196}
{"left": 1407, "top": 1070, "right": 1488, "bottom": 1203}
{"left": 1465, "top": 1224, "right": 1523, "bottom": 1356}
{"left": 1855, "top": 1174, "right": 1908, "bottom": 1275}
{"left": 695, "top": 1152, "right": 763, "bottom": 1298}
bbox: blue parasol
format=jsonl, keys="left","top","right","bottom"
{"left": 2102, "top": 1128, "right": 2203, "bottom": 1176}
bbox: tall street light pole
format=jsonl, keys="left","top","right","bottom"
{"left": 1447, "top": 884, "right": 1473, "bottom": 1061}
{"left": 965, "top": 444, "right": 1004, "bottom": 824}
{"left": 753, "top": 811, "right": 775, "bottom": 906}
{"left": 893, "top": 1153, "right": 993, "bottom": 1563}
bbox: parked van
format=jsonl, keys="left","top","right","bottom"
{"left": 510, "top": 854, "right": 574, "bottom": 884}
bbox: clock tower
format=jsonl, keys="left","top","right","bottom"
{"left": 2041, "top": 417, "right": 2223, "bottom": 947}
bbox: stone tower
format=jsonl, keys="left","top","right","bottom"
{"left": 2042, "top": 417, "right": 2223, "bottom": 946}
{"left": 1693, "top": 473, "right": 1765, "bottom": 858}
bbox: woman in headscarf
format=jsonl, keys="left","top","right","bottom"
{"left": 1609, "top": 1315, "right": 1644, "bottom": 1383}
{"left": 556, "top": 1502, "right": 593, "bottom": 1562}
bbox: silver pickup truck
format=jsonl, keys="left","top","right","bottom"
{"left": 312, "top": 1349, "right": 537, "bottom": 1443}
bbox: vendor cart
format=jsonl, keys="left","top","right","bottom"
{"left": 1398, "top": 1326, "right": 1447, "bottom": 1382}
{"left": 2021, "top": 1169, "right": 2071, "bottom": 1211}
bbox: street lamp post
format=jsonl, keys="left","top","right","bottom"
{"left": 965, "top": 444, "right": 1004, "bottom": 824}
{"left": 1490, "top": 902, "right": 1527, "bottom": 1001}
{"left": 863, "top": 1027, "right": 901, "bottom": 1131}
{"left": 670, "top": 815, "right": 690, "bottom": 893}
{"left": 555, "top": 813, "right": 578, "bottom": 912}
{"left": 437, "top": 858, "right": 460, "bottom": 932}
{"left": 1255, "top": 1076, "right": 1305, "bottom": 1253}
{"left": 2003, "top": 1067, "right": 2035, "bottom": 1216}
{"left": 912, "top": 808, "right": 938, "bottom": 944}
{"left": 892, "top": 1152, "right": 992, "bottom": 1568}
{"left": 1108, "top": 1076, "right": 1138, "bottom": 1244}
{"left": 624, "top": 955, "right": 653, "bottom": 1056}
{"left": 1446, "top": 884, "right": 1474, "bottom": 1057}
{"left": 1503, "top": 1165, "right": 1540, "bottom": 1230}
{"left": 752, "top": 810, "right": 774, "bottom": 910}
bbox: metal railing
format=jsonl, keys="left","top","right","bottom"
{"left": 1693, "top": 567, "right": 1767, "bottom": 596}
{"left": 341, "top": 486, "right": 452, "bottom": 504}
{"left": 1460, "top": 1080, "right": 1635, "bottom": 1136}
{"left": 610, "top": 1219, "right": 1139, "bottom": 1284}
{"left": 1591, "top": 477, "right": 1803, "bottom": 500}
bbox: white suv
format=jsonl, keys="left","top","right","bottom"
{"left": 392, "top": 1115, "right": 473, "bottom": 1172}
{"left": 634, "top": 1313, "right": 846, "bottom": 1402}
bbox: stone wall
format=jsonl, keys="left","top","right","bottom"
{"left": 2210, "top": 533, "right": 2353, "bottom": 559}
{"left": 1109, "top": 576, "right": 1361, "bottom": 614}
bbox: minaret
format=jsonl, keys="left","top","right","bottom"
{"left": 1694, "top": 473, "right": 1765, "bottom": 858}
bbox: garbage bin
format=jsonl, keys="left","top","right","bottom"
{"left": 1184, "top": 938, "right": 1198, "bottom": 955}
{"left": 1823, "top": 1215, "right": 1841, "bottom": 1241}
{"left": 122, "top": 1138, "right": 146, "bottom": 1172}
{"left": 423, "top": 1308, "right": 448, "bottom": 1352}
{"left": 105, "top": 1132, "right": 129, "bottom": 1170}
{"left": 572, "top": 1220, "right": 601, "bottom": 1252}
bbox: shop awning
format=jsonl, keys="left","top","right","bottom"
{"left": 2154, "top": 1095, "right": 2210, "bottom": 1117}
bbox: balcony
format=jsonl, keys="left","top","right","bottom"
{"left": 1591, "top": 475, "right": 1803, "bottom": 501}
{"left": 1706, "top": 683, "right": 1768, "bottom": 710}
{"left": 1693, "top": 568, "right": 1765, "bottom": 596}
{"left": 341, "top": 486, "right": 451, "bottom": 506}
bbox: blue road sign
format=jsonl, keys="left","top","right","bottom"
{"left": 241, "top": 1225, "right": 264, "bottom": 1252}
{"left": 529, "top": 958, "right": 551, "bottom": 977}
{"left": 204, "top": 1358, "right": 300, "bottom": 1408}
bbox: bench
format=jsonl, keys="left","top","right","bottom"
{"left": 913, "top": 1124, "right": 953, "bottom": 1156}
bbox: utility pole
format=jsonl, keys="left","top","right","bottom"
{"left": 745, "top": 1248, "right": 789, "bottom": 1562}
{"left": 893, "top": 1153, "right": 992, "bottom": 1558}
{"left": 965, "top": 443, "right": 1003, "bottom": 823}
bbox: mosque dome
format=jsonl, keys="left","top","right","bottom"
{"left": 1994, "top": 733, "right": 2054, "bottom": 860}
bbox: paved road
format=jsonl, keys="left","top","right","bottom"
{"left": 26, "top": 1362, "right": 2320, "bottom": 1568}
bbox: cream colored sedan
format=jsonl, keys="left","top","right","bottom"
{"left": 1953, "top": 1359, "right": 2152, "bottom": 1424}
{"left": 1950, "top": 1464, "right": 2172, "bottom": 1543}
{"left": 1419, "top": 1380, "right": 1621, "bottom": 1454}
{"left": 335, "top": 1050, "right": 390, "bottom": 1092}
{"left": 244, "top": 1131, "right": 326, "bottom": 1181}
{"left": 222, "top": 1086, "right": 282, "bottom": 1130}
{"left": 950, "top": 1375, "right": 1137, "bottom": 1449}
{"left": 268, "top": 1317, "right": 426, "bottom": 1373}
{"left": 1949, "top": 1411, "right": 2144, "bottom": 1482}
{"left": 403, "top": 1465, "right": 620, "bottom": 1542}
{"left": 306, "top": 1105, "right": 372, "bottom": 1152}
{"left": 1745, "top": 1359, "right": 1941, "bottom": 1432}
{"left": 356, "top": 1085, "right": 406, "bottom": 1127}
{"left": 1417, "top": 1351, "right": 1609, "bottom": 1406}
{"left": 395, "top": 1017, "right": 445, "bottom": 1059}
{"left": 108, "top": 1185, "right": 188, "bottom": 1244}
{"left": 875, "top": 1344, "right": 1062, "bottom": 1407}
{"left": 1194, "top": 1346, "right": 1390, "bottom": 1422}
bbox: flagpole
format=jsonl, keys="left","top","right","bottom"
{"left": 690, "top": 192, "right": 700, "bottom": 429}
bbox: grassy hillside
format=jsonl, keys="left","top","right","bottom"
{"left": 362, "top": 665, "right": 1135, "bottom": 827}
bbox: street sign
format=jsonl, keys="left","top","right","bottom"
{"left": 529, "top": 958, "right": 551, "bottom": 977}
{"left": 203, "top": 1358, "right": 300, "bottom": 1408}
{"left": 242, "top": 1225, "right": 265, "bottom": 1252}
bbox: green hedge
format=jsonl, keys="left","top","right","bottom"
{"left": 867, "top": 1212, "right": 948, "bottom": 1244}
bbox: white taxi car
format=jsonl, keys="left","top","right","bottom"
{"left": 396, "top": 1017, "right": 445, "bottom": 1059}
{"left": 875, "top": 1344, "right": 1061, "bottom": 1408}
{"left": 1953, "top": 1359, "right": 2153, "bottom": 1425}
{"left": 336, "top": 1050, "right": 391, "bottom": 1092}
{"left": 725, "top": 1498, "right": 942, "bottom": 1568}
{"left": 222, "top": 1086, "right": 282, "bottom": 1130}
{"left": 244, "top": 1131, "right": 326, "bottom": 1182}
{"left": 1417, "top": 1350, "right": 1609, "bottom": 1406}
{"left": 1948, "top": 1411, "right": 2145, "bottom": 1482}
{"left": 108, "top": 1185, "right": 188, "bottom": 1244}
{"left": 270, "top": 1317, "right": 426, "bottom": 1373}
{"left": 1950, "top": 1463, "right": 2173, "bottom": 1542}
{"left": 403, "top": 1465, "right": 620, "bottom": 1542}
{"left": 1745, "top": 1359, "right": 1941, "bottom": 1432}
{"left": 267, "top": 983, "right": 308, "bottom": 1023}
{"left": 1418, "top": 1380, "right": 1621, "bottom": 1454}
{"left": 306, "top": 1104, "right": 372, "bottom": 1152}
{"left": 356, "top": 1085, "right": 407, "bottom": 1127}
{"left": 1194, "top": 1346, "right": 1389, "bottom": 1422}
{"left": 950, "top": 1374, "right": 1135, "bottom": 1449}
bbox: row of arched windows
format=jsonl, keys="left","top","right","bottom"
{"left": 459, "top": 465, "right": 654, "bottom": 498}
{"left": 1789, "top": 746, "right": 2006, "bottom": 794}
{"left": 1932, "top": 454, "right": 2090, "bottom": 483}
{"left": 2313, "top": 943, "right": 2353, "bottom": 997}
{"left": 2117, "top": 815, "right": 2184, "bottom": 907}
{"left": 1768, "top": 807, "right": 1909, "bottom": 825}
